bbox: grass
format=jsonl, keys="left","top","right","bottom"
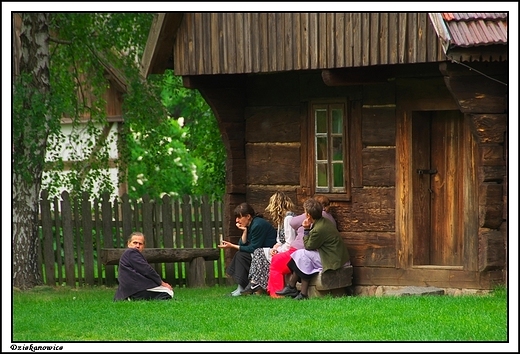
{"left": 10, "top": 285, "right": 510, "bottom": 351}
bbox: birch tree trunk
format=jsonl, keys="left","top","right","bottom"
{"left": 12, "top": 13, "right": 51, "bottom": 289}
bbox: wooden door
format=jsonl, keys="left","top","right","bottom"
{"left": 412, "top": 111, "right": 464, "bottom": 266}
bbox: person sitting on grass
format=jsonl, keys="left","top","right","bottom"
{"left": 114, "top": 231, "right": 173, "bottom": 301}
{"left": 275, "top": 198, "right": 350, "bottom": 300}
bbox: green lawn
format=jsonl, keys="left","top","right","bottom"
{"left": 9, "top": 285, "right": 511, "bottom": 352}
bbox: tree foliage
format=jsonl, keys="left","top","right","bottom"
{"left": 12, "top": 12, "right": 225, "bottom": 288}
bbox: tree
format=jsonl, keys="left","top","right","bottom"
{"left": 125, "top": 70, "right": 226, "bottom": 200}
{"left": 13, "top": 13, "right": 52, "bottom": 289}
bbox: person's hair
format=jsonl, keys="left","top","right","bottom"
{"left": 313, "top": 194, "right": 331, "bottom": 212}
{"left": 233, "top": 202, "right": 256, "bottom": 218}
{"left": 265, "top": 191, "right": 295, "bottom": 226}
{"left": 127, "top": 231, "right": 145, "bottom": 245}
{"left": 303, "top": 198, "right": 323, "bottom": 220}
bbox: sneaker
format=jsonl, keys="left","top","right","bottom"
{"left": 294, "top": 292, "right": 309, "bottom": 300}
{"left": 241, "top": 282, "right": 262, "bottom": 295}
{"left": 275, "top": 285, "right": 299, "bottom": 298}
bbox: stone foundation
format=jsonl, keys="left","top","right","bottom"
{"left": 351, "top": 285, "right": 493, "bottom": 297}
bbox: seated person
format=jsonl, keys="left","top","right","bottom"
{"left": 114, "top": 231, "right": 173, "bottom": 301}
{"left": 275, "top": 198, "right": 350, "bottom": 300}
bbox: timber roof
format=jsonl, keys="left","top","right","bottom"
{"left": 429, "top": 12, "right": 508, "bottom": 62}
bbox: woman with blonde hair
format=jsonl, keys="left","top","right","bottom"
{"left": 240, "top": 191, "right": 296, "bottom": 295}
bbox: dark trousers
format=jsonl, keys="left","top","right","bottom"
{"left": 226, "top": 251, "right": 252, "bottom": 288}
{"left": 129, "top": 289, "right": 172, "bottom": 301}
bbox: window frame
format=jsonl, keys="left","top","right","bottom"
{"left": 306, "top": 99, "right": 351, "bottom": 201}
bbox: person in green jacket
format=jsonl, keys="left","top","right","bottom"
{"left": 275, "top": 197, "right": 350, "bottom": 300}
{"left": 218, "top": 202, "right": 277, "bottom": 296}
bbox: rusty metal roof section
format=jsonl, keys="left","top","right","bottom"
{"left": 429, "top": 13, "right": 507, "bottom": 62}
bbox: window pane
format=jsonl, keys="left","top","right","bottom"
{"left": 316, "top": 137, "right": 328, "bottom": 160}
{"left": 317, "top": 163, "right": 328, "bottom": 187}
{"left": 333, "top": 163, "right": 344, "bottom": 187}
{"left": 331, "top": 109, "right": 343, "bottom": 134}
{"left": 315, "top": 109, "right": 327, "bottom": 133}
{"left": 332, "top": 137, "right": 343, "bottom": 160}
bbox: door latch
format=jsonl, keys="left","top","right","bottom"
{"left": 416, "top": 169, "right": 437, "bottom": 175}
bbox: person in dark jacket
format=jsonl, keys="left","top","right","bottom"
{"left": 218, "top": 202, "right": 277, "bottom": 296}
{"left": 114, "top": 232, "right": 173, "bottom": 301}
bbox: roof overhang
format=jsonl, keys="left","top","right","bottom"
{"left": 140, "top": 13, "right": 184, "bottom": 78}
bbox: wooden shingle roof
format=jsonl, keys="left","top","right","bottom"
{"left": 429, "top": 13, "right": 507, "bottom": 62}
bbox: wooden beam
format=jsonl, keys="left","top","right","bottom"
{"left": 439, "top": 62, "right": 508, "bottom": 114}
{"left": 322, "top": 68, "right": 392, "bottom": 86}
{"left": 101, "top": 248, "right": 220, "bottom": 265}
{"left": 140, "top": 13, "right": 183, "bottom": 77}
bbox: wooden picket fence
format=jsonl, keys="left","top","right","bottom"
{"left": 38, "top": 189, "right": 227, "bottom": 288}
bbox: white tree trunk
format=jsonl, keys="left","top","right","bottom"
{"left": 12, "top": 13, "right": 51, "bottom": 289}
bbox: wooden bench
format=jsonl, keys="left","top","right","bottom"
{"left": 101, "top": 248, "right": 220, "bottom": 288}
{"left": 297, "top": 265, "right": 353, "bottom": 298}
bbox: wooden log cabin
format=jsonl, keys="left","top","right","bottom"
{"left": 141, "top": 13, "right": 508, "bottom": 291}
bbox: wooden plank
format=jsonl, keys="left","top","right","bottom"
{"left": 161, "top": 195, "right": 175, "bottom": 284}
{"left": 388, "top": 13, "right": 398, "bottom": 64}
{"left": 343, "top": 232, "right": 396, "bottom": 267}
{"left": 350, "top": 100, "right": 363, "bottom": 188}
{"left": 334, "top": 13, "right": 345, "bottom": 68}
{"left": 284, "top": 13, "right": 292, "bottom": 70}
{"left": 246, "top": 143, "right": 301, "bottom": 185}
{"left": 334, "top": 187, "right": 395, "bottom": 232}
{"left": 234, "top": 13, "right": 244, "bottom": 74}
{"left": 210, "top": 13, "right": 219, "bottom": 74}
{"left": 362, "top": 107, "right": 396, "bottom": 145}
{"left": 102, "top": 192, "right": 116, "bottom": 286}
{"left": 54, "top": 197, "right": 63, "bottom": 284}
{"left": 173, "top": 198, "right": 183, "bottom": 287}
{"left": 411, "top": 112, "right": 431, "bottom": 265}
{"left": 379, "top": 13, "right": 389, "bottom": 65}
{"left": 362, "top": 148, "right": 396, "bottom": 186}
{"left": 267, "top": 13, "right": 276, "bottom": 71}
{"left": 202, "top": 196, "right": 216, "bottom": 286}
{"left": 82, "top": 192, "right": 95, "bottom": 285}
{"left": 309, "top": 13, "right": 318, "bottom": 69}
{"left": 300, "top": 13, "right": 309, "bottom": 69}
{"left": 182, "top": 195, "right": 193, "bottom": 248}
{"left": 292, "top": 13, "right": 301, "bottom": 70}
{"left": 121, "top": 194, "right": 132, "bottom": 240}
{"left": 40, "top": 190, "right": 55, "bottom": 286}
{"left": 361, "top": 13, "right": 370, "bottom": 66}
{"left": 326, "top": 13, "right": 334, "bottom": 68}
{"left": 369, "top": 13, "right": 379, "bottom": 65}
{"left": 248, "top": 12, "right": 262, "bottom": 73}
{"left": 243, "top": 13, "right": 252, "bottom": 73}
{"left": 245, "top": 106, "right": 301, "bottom": 143}
{"left": 479, "top": 183, "right": 504, "bottom": 229}
{"left": 395, "top": 109, "right": 413, "bottom": 268}
{"left": 318, "top": 13, "right": 327, "bottom": 68}
{"left": 73, "top": 197, "right": 82, "bottom": 284}
{"left": 258, "top": 13, "right": 268, "bottom": 72}
{"left": 94, "top": 201, "right": 103, "bottom": 284}
{"left": 478, "top": 229, "right": 506, "bottom": 271}
{"left": 101, "top": 248, "right": 220, "bottom": 266}
{"left": 61, "top": 192, "right": 76, "bottom": 287}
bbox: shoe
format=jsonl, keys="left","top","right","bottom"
{"left": 275, "top": 285, "right": 299, "bottom": 297}
{"left": 294, "top": 292, "right": 309, "bottom": 300}
{"left": 241, "top": 282, "right": 262, "bottom": 295}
